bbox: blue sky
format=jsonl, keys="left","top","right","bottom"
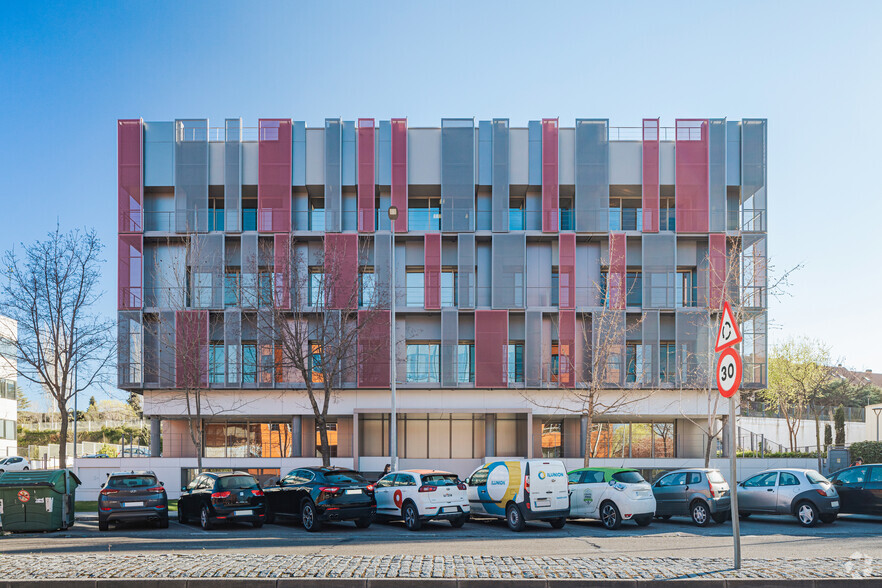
{"left": 1, "top": 1, "right": 879, "bottom": 405}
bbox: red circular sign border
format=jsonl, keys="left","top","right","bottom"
{"left": 716, "top": 347, "right": 742, "bottom": 398}
{"left": 17, "top": 489, "right": 30, "bottom": 503}
{"left": 393, "top": 489, "right": 403, "bottom": 508}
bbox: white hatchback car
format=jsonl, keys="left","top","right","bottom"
{"left": 0, "top": 456, "right": 30, "bottom": 473}
{"left": 374, "top": 469, "right": 470, "bottom": 531}
{"left": 567, "top": 467, "right": 656, "bottom": 529}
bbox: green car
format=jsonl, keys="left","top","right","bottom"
{"left": 566, "top": 468, "right": 656, "bottom": 529}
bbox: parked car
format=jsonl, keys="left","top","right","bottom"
{"left": 0, "top": 456, "right": 30, "bottom": 473}
{"left": 567, "top": 467, "right": 655, "bottom": 529}
{"left": 82, "top": 454, "right": 110, "bottom": 458}
{"left": 828, "top": 464, "right": 882, "bottom": 516}
{"left": 98, "top": 470, "right": 168, "bottom": 531}
{"left": 652, "top": 468, "right": 730, "bottom": 526}
{"left": 737, "top": 468, "right": 838, "bottom": 527}
{"left": 466, "top": 459, "right": 569, "bottom": 531}
{"left": 263, "top": 467, "right": 375, "bottom": 531}
{"left": 178, "top": 471, "right": 266, "bottom": 530}
{"left": 374, "top": 469, "right": 469, "bottom": 531}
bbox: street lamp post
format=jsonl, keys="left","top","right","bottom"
{"left": 873, "top": 407, "right": 882, "bottom": 442}
{"left": 388, "top": 205, "right": 399, "bottom": 471}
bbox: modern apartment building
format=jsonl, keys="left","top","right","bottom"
{"left": 116, "top": 117, "right": 767, "bottom": 481}
{"left": 0, "top": 317, "right": 19, "bottom": 457}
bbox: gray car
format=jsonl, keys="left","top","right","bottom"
{"left": 652, "top": 468, "right": 731, "bottom": 526}
{"left": 736, "top": 468, "right": 839, "bottom": 527}
{"left": 98, "top": 470, "right": 168, "bottom": 531}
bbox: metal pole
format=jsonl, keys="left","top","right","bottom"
{"left": 72, "top": 327, "right": 78, "bottom": 470}
{"left": 389, "top": 218, "right": 398, "bottom": 471}
{"left": 729, "top": 394, "right": 741, "bottom": 569}
{"left": 873, "top": 408, "right": 882, "bottom": 442}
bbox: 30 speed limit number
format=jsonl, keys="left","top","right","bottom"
{"left": 716, "top": 347, "right": 742, "bottom": 398}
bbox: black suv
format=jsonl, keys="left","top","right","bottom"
{"left": 178, "top": 471, "right": 267, "bottom": 530}
{"left": 98, "top": 471, "right": 168, "bottom": 531}
{"left": 264, "top": 467, "right": 375, "bottom": 531}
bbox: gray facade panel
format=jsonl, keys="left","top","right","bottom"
{"left": 224, "top": 308, "right": 241, "bottom": 386}
{"left": 342, "top": 120, "right": 356, "bottom": 186}
{"left": 240, "top": 233, "right": 258, "bottom": 309}
{"left": 641, "top": 309, "right": 660, "bottom": 387}
{"left": 574, "top": 119, "right": 609, "bottom": 232}
{"left": 144, "top": 121, "right": 174, "bottom": 187}
{"left": 726, "top": 121, "right": 741, "bottom": 186}
{"left": 491, "top": 233, "right": 526, "bottom": 309}
{"left": 190, "top": 233, "right": 224, "bottom": 309}
{"left": 224, "top": 119, "right": 242, "bottom": 233}
{"left": 491, "top": 119, "right": 510, "bottom": 233}
{"left": 378, "top": 120, "right": 391, "bottom": 186}
{"left": 374, "top": 233, "right": 392, "bottom": 308}
{"left": 118, "top": 311, "right": 142, "bottom": 387}
{"left": 457, "top": 234, "right": 476, "bottom": 309}
{"left": 676, "top": 309, "right": 710, "bottom": 388}
{"left": 478, "top": 120, "right": 491, "bottom": 185}
{"left": 441, "top": 308, "right": 459, "bottom": 387}
{"left": 293, "top": 121, "right": 306, "bottom": 186}
{"left": 528, "top": 120, "right": 542, "bottom": 186}
{"left": 174, "top": 119, "right": 209, "bottom": 233}
{"left": 441, "top": 119, "right": 476, "bottom": 232}
{"left": 642, "top": 233, "right": 676, "bottom": 309}
{"left": 709, "top": 119, "right": 727, "bottom": 232}
{"left": 325, "top": 118, "right": 343, "bottom": 232}
{"left": 741, "top": 119, "right": 767, "bottom": 232}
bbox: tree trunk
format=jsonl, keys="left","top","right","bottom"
{"left": 815, "top": 412, "right": 822, "bottom": 472}
{"left": 582, "top": 412, "right": 593, "bottom": 468}
{"left": 703, "top": 427, "right": 714, "bottom": 468}
{"left": 58, "top": 403, "right": 69, "bottom": 469}
{"left": 317, "top": 416, "right": 331, "bottom": 467}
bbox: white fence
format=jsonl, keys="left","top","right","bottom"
{"left": 22, "top": 419, "right": 149, "bottom": 432}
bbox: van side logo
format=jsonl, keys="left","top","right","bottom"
{"left": 538, "top": 471, "right": 546, "bottom": 480}
{"left": 538, "top": 471, "right": 563, "bottom": 480}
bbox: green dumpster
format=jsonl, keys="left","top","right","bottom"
{"left": 0, "top": 469, "right": 81, "bottom": 532}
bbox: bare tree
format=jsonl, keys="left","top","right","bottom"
{"left": 0, "top": 226, "right": 114, "bottom": 468}
{"left": 259, "top": 235, "right": 387, "bottom": 467}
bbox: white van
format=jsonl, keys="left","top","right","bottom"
{"left": 466, "top": 459, "right": 570, "bottom": 531}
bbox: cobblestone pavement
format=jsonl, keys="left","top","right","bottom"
{"left": 0, "top": 554, "right": 878, "bottom": 581}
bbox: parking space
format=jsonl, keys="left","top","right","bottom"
{"left": 3, "top": 512, "right": 882, "bottom": 560}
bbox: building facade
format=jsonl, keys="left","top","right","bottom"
{"left": 116, "top": 117, "right": 768, "bottom": 482}
{"left": 0, "top": 317, "right": 19, "bottom": 457}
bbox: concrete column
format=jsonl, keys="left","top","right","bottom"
{"left": 580, "top": 415, "right": 588, "bottom": 458}
{"left": 526, "top": 412, "right": 533, "bottom": 459}
{"left": 352, "top": 413, "right": 359, "bottom": 471}
{"left": 484, "top": 414, "right": 496, "bottom": 457}
{"left": 721, "top": 415, "right": 730, "bottom": 458}
{"left": 150, "top": 417, "right": 161, "bottom": 457}
{"left": 290, "top": 415, "right": 302, "bottom": 458}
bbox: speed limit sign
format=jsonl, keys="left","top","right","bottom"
{"left": 716, "top": 347, "right": 742, "bottom": 398}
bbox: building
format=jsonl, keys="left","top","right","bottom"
{"left": 115, "top": 117, "right": 768, "bottom": 486}
{"left": 0, "top": 317, "right": 19, "bottom": 457}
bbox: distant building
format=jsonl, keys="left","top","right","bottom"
{"left": 115, "top": 117, "right": 768, "bottom": 480}
{"left": 0, "top": 316, "right": 18, "bottom": 457}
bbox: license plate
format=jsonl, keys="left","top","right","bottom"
{"left": 234, "top": 509, "right": 252, "bottom": 516}
{"left": 123, "top": 502, "right": 144, "bottom": 508}
{"left": 345, "top": 489, "right": 361, "bottom": 495}
{"left": 535, "top": 498, "right": 550, "bottom": 507}
{"left": 441, "top": 506, "right": 456, "bottom": 513}
{"left": 831, "top": 501, "right": 839, "bottom": 508}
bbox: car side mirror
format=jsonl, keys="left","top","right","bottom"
{"left": 181, "top": 486, "right": 187, "bottom": 492}
{"left": 833, "top": 479, "right": 843, "bottom": 486}
{"left": 160, "top": 481, "right": 164, "bottom": 487}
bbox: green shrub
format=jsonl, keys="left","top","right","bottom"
{"left": 848, "top": 441, "right": 882, "bottom": 464}
{"left": 736, "top": 450, "right": 825, "bottom": 458}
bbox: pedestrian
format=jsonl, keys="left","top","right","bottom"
{"left": 852, "top": 458, "right": 863, "bottom": 467}
{"left": 382, "top": 463, "right": 391, "bottom": 476}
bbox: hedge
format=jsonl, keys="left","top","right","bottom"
{"left": 736, "top": 450, "right": 825, "bottom": 459}
{"left": 18, "top": 425, "right": 149, "bottom": 447}
{"left": 848, "top": 441, "right": 882, "bottom": 464}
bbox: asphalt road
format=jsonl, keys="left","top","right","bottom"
{"left": 3, "top": 512, "right": 882, "bottom": 560}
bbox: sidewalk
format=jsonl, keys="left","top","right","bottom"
{"left": 0, "top": 554, "right": 877, "bottom": 583}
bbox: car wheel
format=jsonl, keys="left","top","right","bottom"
{"left": 633, "top": 514, "right": 652, "bottom": 527}
{"left": 600, "top": 501, "right": 622, "bottom": 530}
{"left": 549, "top": 517, "right": 566, "bottom": 529}
{"left": 796, "top": 501, "right": 819, "bottom": 527}
{"left": 403, "top": 502, "right": 422, "bottom": 531}
{"left": 158, "top": 517, "right": 169, "bottom": 529}
{"left": 711, "top": 511, "right": 729, "bottom": 524}
{"left": 98, "top": 519, "right": 108, "bottom": 532}
{"left": 22, "top": 467, "right": 28, "bottom": 470}
{"left": 265, "top": 511, "right": 276, "bottom": 524}
{"left": 820, "top": 513, "right": 837, "bottom": 524}
{"left": 450, "top": 515, "right": 468, "bottom": 528}
{"left": 690, "top": 501, "right": 710, "bottom": 527}
{"left": 253, "top": 520, "right": 264, "bottom": 529}
{"left": 200, "top": 506, "right": 213, "bottom": 530}
{"left": 354, "top": 517, "right": 372, "bottom": 529}
{"left": 178, "top": 509, "right": 188, "bottom": 525}
{"left": 506, "top": 503, "right": 525, "bottom": 532}
{"left": 738, "top": 512, "right": 751, "bottom": 519}
{"left": 301, "top": 500, "right": 322, "bottom": 532}
{"left": 655, "top": 515, "right": 672, "bottom": 520}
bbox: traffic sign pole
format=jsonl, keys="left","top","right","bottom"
{"left": 729, "top": 394, "right": 741, "bottom": 570}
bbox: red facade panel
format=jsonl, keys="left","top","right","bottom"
{"left": 675, "top": 119, "right": 709, "bottom": 233}
{"left": 424, "top": 233, "right": 441, "bottom": 310}
{"left": 357, "top": 119, "right": 376, "bottom": 232}
{"left": 391, "top": 118, "right": 408, "bottom": 233}
{"left": 608, "top": 233, "right": 627, "bottom": 310}
{"left": 559, "top": 233, "right": 576, "bottom": 310}
{"left": 558, "top": 309, "right": 576, "bottom": 388}
{"left": 258, "top": 119, "right": 292, "bottom": 233}
{"left": 324, "top": 233, "right": 358, "bottom": 309}
{"left": 709, "top": 233, "right": 727, "bottom": 310}
{"left": 175, "top": 310, "right": 208, "bottom": 389}
{"left": 642, "top": 118, "right": 660, "bottom": 233}
{"left": 118, "top": 234, "right": 143, "bottom": 310}
{"left": 274, "top": 234, "right": 290, "bottom": 309}
{"left": 542, "top": 118, "right": 559, "bottom": 232}
{"left": 358, "top": 309, "right": 390, "bottom": 388}
{"left": 118, "top": 119, "right": 143, "bottom": 233}
{"left": 475, "top": 310, "right": 508, "bottom": 388}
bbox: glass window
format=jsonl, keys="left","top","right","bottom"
{"left": 676, "top": 270, "right": 697, "bottom": 308}
{"left": 869, "top": 468, "right": 882, "bottom": 483}
{"left": 707, "top": 471, "right": 726, "bottom": 484}
{"left": 359, "top": 268, "right": 376, "bottom": 307}
{"left": 421, "top": 473, "right": 459, "bottom": 486}
{"left": 779, "top": 472, "right": 800, "bottom": 486}
{"left": 612, "top": 471, "right": 645, "bottom": 484}
{"left": 310, "top": 343, "right": 323, "bottom": 383}
{"left": 209, "top": 343, "right": 224, "bottom": 384}
{"left": 507, "top": 342, "right": 524, "bottom": 383}
{"left": 323, "top": 470, "right": 367, "bottom": 484}
{"left": 583, "top": 470, "right": 605, "bottom": 484}
{"left": 217, "top": 475, "right": 259, "bottom": 490}
{"left": 568, "top": 471, "right": 582, "bottom": 484}
{"left": 657, "top": 472, "right": 687, "bottom": 487}
{"left": 626, "top": 344, "right": 644, "bottom": 384}
{"left": 395, "top": 473, "right": 418, "bottom": 486}
{"left": 406, "top": 271, "right": 424, "bottom": 307}
{"left": 626, "top": 271, "right": 642, "bottom": 307}
{"left": 551, "top": 269, "right": 559, "bottom": 306}
{"left": 204, "top": 423, "right": 226, "bottom": 457}
{"left": 687, "top": 472, "right": 702, "bottom": 485}
{"left": 242, "top": 207, "right": 257, "bottom": 231}
{"left": 609, "top": 206, "right": 622, "bottom": 231}
{"left": 659, "top": 343, "right": 676, "bottom": 384}
{"left": 258, "top": 271, "right": 274, "bottom": 307}
{"left": 837, "top": 467, "right": 867, "bottom": 485}
{"left": 440, "top": 269, "right": 457, "bottom": 307}
{"left": 224, "top": 272, "right": 240, "bottom": 307}
{"left": 457, "top": 343, "right": 474, "bottom": 383}
{"left": 630, "top": 423, "right": 652, "bottom": 458}
{"left": 407, "top": 200, "right": 441, "bottom": 231}
{"left": 309, "top": 268, "right": 324, "bottom": 306}
{"left": 242, "top": 343, "right": 257, "bottom": 383}
{"left": 744, "top": 472, "right": 778, "bottom": 488}
{"left": 508, "top": 208, "right": 524, "bottom": 231}
{"left": 226, "top": 423, "right": 248, "bottom": 457}
{"left": 406, "top": 343, "right": 440, "bottom": 383}
{"left": 315, "top": 420, "right": 338, "bottom": 457}
{"left": 310, "top": 206, "right": 326, "bottom": 231}
{"left": 469, "top": 467, "right": 489, "bottom": 486}
{"left": 375, "top": 474, "right": 396, "bottom": 488}
{"left": 541, "top": 420, "right": 563, "bottom": 458}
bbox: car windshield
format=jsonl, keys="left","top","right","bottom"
{"left": 217, "top": 475, "right": 259, "bottom": 490}
{"left": 707, "top": 471, "right": 726, "bottom": 484}
{"left": 107, "top": 475, "right": 157, "bottom": 488}
{"left": 612, "top": 471, "right": 645, "bottom": 484}
{"left": 421, "top": 474, "right": 459, "bottom": 486}
{"left": 0, "top": 458, "right": 8, "bottom": 464}
{"left": 806, "top": 471, "right": 830, "bottom": 485}
{"left": 323, "top": 471, "right": 367, "bottom": 485}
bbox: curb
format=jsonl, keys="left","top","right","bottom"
{"left": 2, "top": 579, "right": 879, "bottom": 587}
